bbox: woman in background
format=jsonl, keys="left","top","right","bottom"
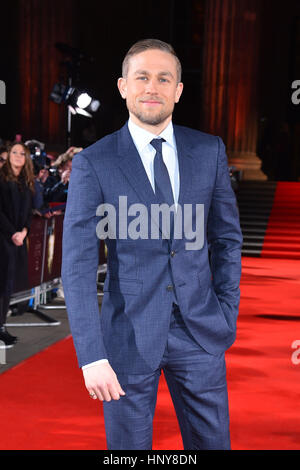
{"left": 0, "top": 142, "right": 34, "bottom": 348}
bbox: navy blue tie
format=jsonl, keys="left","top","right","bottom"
{"left": 151, "top": 138, "right": 174, "bottom": 207}
{"left": 150, "top": 138, "right": 174, "bottom": 238}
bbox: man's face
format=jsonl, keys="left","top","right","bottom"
{"left": 39, "top": 168, "right": 49, "bottom": 183}
{"left": 118, "top": 49, "right": 183, "bottom": 131}
{"left": 60, "top": 159, "right": 72, "bottom": 174}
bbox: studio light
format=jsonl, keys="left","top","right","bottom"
{"left": 70, "top": 89, "right": 101, "bottom": 117}
{"left": 49, "top": 84, "right": 100, "bottom": 118}
{"left": 77, "top": 92, "right": 92, "bottom": 109}
{"left": 50, "top": 42, "right": 100, "bottom": 145}
{"left": 49, "top": 83, "right": 68, "bottom": 104}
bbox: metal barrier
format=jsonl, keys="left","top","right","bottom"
{"left": 5, "top": 214, "right": 107, "bottom": 328}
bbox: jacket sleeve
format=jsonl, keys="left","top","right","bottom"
{"left": 61, "top": 152, "right": 107, "bottom": 368}
{"left": 207, "top": 137, "right": 243, "bottom": 332}
{"left": 0, "top": 182, "right": 17, "bottom": 238}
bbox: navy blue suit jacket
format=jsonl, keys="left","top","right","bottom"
{"left": 61, "top": 122, "right": 242, "bottom": 374}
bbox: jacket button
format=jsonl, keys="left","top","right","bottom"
{"left": 166, "top": 285, "right": 173, "bottom": 291}
{"left": 170, "top": 250, "right": 176, "bottom": 257}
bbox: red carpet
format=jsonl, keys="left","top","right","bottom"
{"left": 1, "top": 256, "right": 300, "bottom": 450}
{"left": 227, "top": 257, "right": 300, "bottom": 450}
{"left": 261, "top": 182, "right": 300, "bottom": 259}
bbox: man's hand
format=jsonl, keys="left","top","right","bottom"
{"left": 61, "top": 169, "right": 71, "bottom": 184}
{"left": 44, "top": 211, "right": 54, "bottom": 219}
{"left": 82, "top": 362, "right": 126, "bottom": 402}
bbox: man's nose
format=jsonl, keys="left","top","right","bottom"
{"left": 144, "top": 79, "right": 158, "bottom": 93}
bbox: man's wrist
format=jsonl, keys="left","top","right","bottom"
{"left": 82, "top": 359, "right": 109, "bottom": 371}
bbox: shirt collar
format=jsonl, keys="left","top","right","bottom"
{"left": 128, "top": 118, "right": 175, "bottom": 153}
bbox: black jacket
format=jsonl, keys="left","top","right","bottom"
{"left": 0, "top": 175, "right": 33, "bottom": 295}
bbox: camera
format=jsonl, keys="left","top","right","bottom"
{"left": 48, "top": 167, "right": 59, "bottom": 178}
{"left": 25, "top": 139, "right": 51, "bottom": 169}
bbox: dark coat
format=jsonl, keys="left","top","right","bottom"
{"left": 0, "top": 175, "right": 33, "bottom": 296}
{"left": 45, "top": 180, "right": 69, "bottom": 203}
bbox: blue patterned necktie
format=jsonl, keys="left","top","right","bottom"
{"left": 150, "top": 138, "right": 174, "bottom": 238}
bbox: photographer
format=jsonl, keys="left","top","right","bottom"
{"left": 44, "top": 147, "right": 81, "bottom": 203}
{"left": 32, "top": 159, "right": 54, "bottom": 218}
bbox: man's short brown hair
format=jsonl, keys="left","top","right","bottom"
{"left": 122, "top": 39, "right": 182, "bottom": 83}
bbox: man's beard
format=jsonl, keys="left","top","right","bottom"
{"left": 131, "top": 103, "right": 173, "bottom": 127}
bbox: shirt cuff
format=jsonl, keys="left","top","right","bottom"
{"left": 81, "top": 359, "right": 109, "bottom": 370}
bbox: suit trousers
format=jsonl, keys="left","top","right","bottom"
{"left": 103, "top": 304, "right": 231, "bottom": 450}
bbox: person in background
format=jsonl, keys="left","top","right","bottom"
{"left": 32, "top": 159, "right": 52, "bottom": 218}
{"left": 46, "top": 158, "right": 72, "bottom": 203}
{"left": 0, "top": 142, "right": 35, "bottom": 348}
{"left": 0, "top": 146, "right": 8, "bottom": 169}
{"left": 64, "top": 146, "right": 83, "bottom": 159}
{"left": 44, "top": 147, "right": 82, "bottom": 203}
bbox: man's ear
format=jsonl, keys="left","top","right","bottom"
{"left": 175, "top": 82, "right": 184, "bottom": 104}
{"left": 117, "top": 77, "right": 127, "bottom": 99}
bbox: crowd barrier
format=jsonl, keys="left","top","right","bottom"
{"left": 6, "top": 214, "right": 106, "bottom": 327}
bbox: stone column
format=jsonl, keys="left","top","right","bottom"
{"left": 202, "top": 0, "right": 267, "bottom": 180}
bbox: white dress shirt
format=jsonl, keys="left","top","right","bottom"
{"left": 82, "top": 118, "right": 180, "bottom": 371}
{"left": 128, "top": 118, "right": 180, "bottom": 207}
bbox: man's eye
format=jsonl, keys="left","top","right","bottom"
{"left": 137, "top": 76, "right": 147, "bottom": 80}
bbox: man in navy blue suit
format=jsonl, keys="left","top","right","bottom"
{"left": 62, "top": 39, "right": 242, "bottom": 450}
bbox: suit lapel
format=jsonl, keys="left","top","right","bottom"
{"left": 171, "top": 127, "right": 194, "bottom": 248}
{"left": 117, "top": 123, "right": 157, "bottom": 208}
{"left": 173, "top": 126, "right": 194, "bottom": 210}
